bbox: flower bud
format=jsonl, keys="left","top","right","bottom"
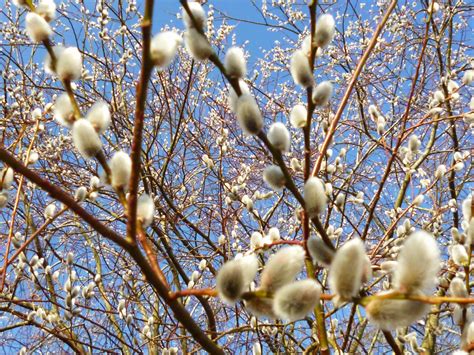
{"left": 74, "top": 186, "right": 87, "bottom": 201}
{"left": 267, "top": 122, "right": 290, "bottom": 152}
{"left": 56, "top": 47, "right": 82, "bottom": 81}
{"left": 289, "top": 104, "right": 307, "bottom": 128}
{"left": 86, "top": 101, "right": 111, "bottom": 134}
{"left": 267, "top": 227, "right": 280, "bottom": 243}
{"left": 36, "top": 0, "right": 56, "bottom": 22}
{"left": 273, "top": 279, "right": 321, "bottom": 322}
{"left": 366, "top": 294, "right": 430, "bottom": 330}
{"left": 1, "top": 167, "right": 14, "bottom": 190}
{"left": 150, "top": 31, "right": 182, "bottom": 69}
{"left": 250, "top": 232, "right": 264, "bottom": 250}
{"left": 328, "top": 238, "right": 366, "bottom": 304}
{"left": 184, "top": 29, "right": 212, "bottom": 61}
{"left": 137, "top": 194, "right": 155, "bottom": 227}
{"left": 228, "top": 80, "right": 250, "bottom": 113}
{"left": 182, "top": 1, "right": 207, "bottom": 30}
{"left": 314, "top": 14, "right": 335, "bottom": 48}
{"left": 393, "top": 231, "right": 440, "bottom": 293}
{"left": 312, "top": 81, "right": 333, "bottom": 106}
{"left": 53, "top": 93, "right": 75, "bottom": 127}
{"left": 108, "top": 151, "right": 132, "bottom": 190}
{"left": 462, "top": 70, "right": 474, "bottom": 85}
{"left": 462, "top": 195, "right": 472, "bottom": 222}
{"left": 434, "top": 164, "right": 446, "bottom": 179}
{"left": 408, "top": 134, "right": 421, "bottom": 153}
{"left": 290, "top": 50, "right": 313, "bottom": 88}
{"left": 451, "top": 244, "right": 468, "bottom": 266}
{"left": 72, "top": 119, "right": 102, "bottom": 159}
{"left": 304, "top": 177, "right": 327, "bottom": 217}
{"left": 44, "top": 203, "right": 56, "bottom": 218}
{"left": 449, "top": 277, "right": 468, "bottom": 298}
{"left": 235, "top": 94, "right": 263, "bottom": 135}
{"left": 263, "top": 165, "right": 286, "bottom": 191}
{"left": 225, "top": 47, "right": 246, "bottom": 79}
{"left": 307, "top": 236, "right": 334, "bottom": 266}
{"left": 216, "top": 255, "right": 258, "bottom": 304}
{"left": 199, "top": 259, "right": 207, "bottom": 271}
{"left": 368, "top": 105, "right": 380, "bottom": 120}
{"left": 260, "top": 246, "right": 305, "bottom": 292}
{"left": 25, "top": 12, "right": 52, "bottom": 43}
{"left": 244, "top": 296, "right": 275, "bottom": 318}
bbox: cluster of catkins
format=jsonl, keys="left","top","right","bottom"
{"left": 11, "top": 0, "right": 156, "bottom": 225}
{"left": 446, "top": 195, "right": 474, "bottom": 350}
{"left": 216, "top": 228, "right": 444, "bottom": 330}
{"left": 262, "top": 14, "right": 336, "bottom": 191}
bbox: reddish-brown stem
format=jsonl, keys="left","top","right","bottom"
{"left": 126, "top": 0, "right": 155, "bottom": 243}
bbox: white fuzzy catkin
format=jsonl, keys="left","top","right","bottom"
{"left": 273, "top": 279, "right": 321, "bottom": 322}
{"left": 304, "top": 177, "right": 327, "bottom": 217}
{"left": 312, "top": 81, "right": 333, "bottom": 106}
{"left": 434, "top": 90, "right": 445, "bottom": 103}
{"left": 74, "top": 186, "right": 87, "bottom": 202}
{"left": 301, "top": 35, "right": 323, "bottom": 57}
{"left": 71, "top": 119, "right": 102, "bottom": 159}
{"left": 328, "top": 238, "right": 366, "bottom": 304}
{"left": 36, "top": 0, "right": 56, "bottom": 22}
{"left": 263, "top": 165, "right": 286, "bottom": 191}
{"left": 449, "top": 277, "right": 468, "bottom": 298}
{"left": 267, "top": 122, "right": 290, "bottom": 152}
{"left": 199, "top": 259, "right": 207, "bottom": 271}
{"left": 267, "top": 227, "right": 280, "bottom": 242}
{"left": 235, "top": 94, "right": 263, "bottom": 135}
{"left": 290, "top": 50, "right": 313, "bottom": 88}
{"left": 184, "top": 29, "right": 212, "bottom": 61}
{"left": 182, "top": 1, "right": 206, "bottom": 30}
{"left": 366, "top": 295, "right": 430, "bottom": 330}
{"left": 393, "top": 231, "right": 440, "bottom": 293}
{"left": 108, "top": 151, "right": 131, "bottom": 189}
{"left": 216, "top": 255, "right": 258, "bottom": 304}
{"left": 289, "top": 104, "right": 307, "bottom": 128}
{"left": 25, "top": 12, "right": 52, "bottom": 43}
{"left": 1, "top": 168, "right": 14, "bottom": 190}
{"left": 451, "top": 244, "right": 469, "bottom": 266}
{"left": 44, "top": 203, "right": 56, "bottom": 218}
{"left": 368, "top": 105, "right": 380, "bottom": 120}
{"left": 229, "top": 80, "right": 250, "bottom": 113}
{"left": 137, "top": 194, "right": 155, "bottom": 227}
{"left": 260, "top": 246, "right": 305, "bottom": 292}
{"left": 408, "top": 134, "right": 421, "bottom": 153}
{"left": 53, "top": 93, "right": 74, "bottom": 127}
{"left": 225, "top": 47, "right": 246, "bottom": 79}
{"left": 44, "top": 46, "right": 65, "bottom": 75}
{"left": 462, "top": 70, "right": 474, "bottom": 85}
{"left": 250, "top": 232, "right": 264, "bottom": 250}
{"left": 28, "top": 152, "right": 39, "bottom": 165}
{"left": 307, "top": 236, "right": 334, "bottom": 266}
{"left": 314, "top": 14, "right": 335, "bottom": 48}
{"left": 56, "top": 47, "right": 82, "bottom": 81}
{"left": 150, "top": 31, "right": 182, "bottom": 69}
{"left": 462, "top": 195, "right": 472, "bottom": 222}
{"left": 86, "top": 101, "right": 111, "bottom": 134}
{"left": 434, "top": 164, "right": 446, "bottom": 179}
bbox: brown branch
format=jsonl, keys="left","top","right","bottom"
{"left": 0, "top": 147, "right": 224, "bottom": 354}
{"left": 311, "top": 0, "right": 397, "bottom": 177}
{"left": 126, "top": 0, "right": 155, "bottom": 242}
